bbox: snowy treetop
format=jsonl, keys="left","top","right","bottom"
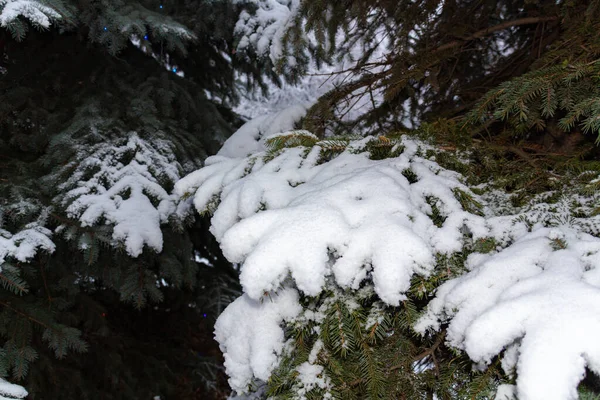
{"left": 180, "top": 108, "right": 600, "bottom": 399}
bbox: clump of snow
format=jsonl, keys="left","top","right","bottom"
{"left": 57, "top": 133, "right": 181, "bottom": 257}
{"left": 495, "top": 384, "right": 516, "bottom": 400}
{"left": 233, "top": 0, "right": 300, "bottom": 65}
{"left": 292, "top": 339, "right": 331, "bottom": 398}
{"left": 295, "top": 362, "right": 330, "bottom": 398}
{"left": 214, "top": 288, "right": 302, "bottom": 392}
{"left": 417, "top": 226, "right": 600, "bottom": 400}
{"left": 0, "top": 0, "right": 60, "bottom": 28}
{"left": 0, "top": 378, "right": 27, "bottom": 400}
{"left": 181, "top": 108, "right": 600, "bottom": 398}
{"left": 0, "top": 224, "right": 55, "bottom": 266}
{"left": 217, "top": 104, "right": 308, "bottom": 158}
{"left": 177, "top": 130, "right": 486, "bottom": 305}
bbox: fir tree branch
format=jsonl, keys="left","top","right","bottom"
{"left": 434, "top": 16, "right": 559, "bottom": 54}
{"left": 39, "top": 261, "right": 52, "bottom": 309}
{"left": 0, "top": 301, "right": 50, "bottom": 330}
{"left": 0, "top": 274, "right": 28, "bottom": 295}
{"left": 389, "top": 331, "right": 446, "bottom": 372}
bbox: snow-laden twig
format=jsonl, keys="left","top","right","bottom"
{"left": 57, "top": 133, "right": 181, "bottom": 257}
{"left": 0, "top": 0, "right": 60, "bottom": 28}
{"left": 0, "top": 224, "right": 54, "bottom": 267}
{"left": 179, "top": 107, "right": 600, "bottom": 399}
{"left": 0, "top": 377, "right": 27, "bottom": 400}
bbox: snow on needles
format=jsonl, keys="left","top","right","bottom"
{"left": 416, "top": 227, "right": 600, "bottom": 400}
{"left": 177, "top": 108, "right": 487, "bottom": 391}
{"left": 0, "top": 0, "right": 60, "bottom": 28}
{"left": 234, "top": 0, "right": 300, "bottom": 65}
{"left": 0, "top": 378, "right": 27, "bottom": 400}
{"left": 0, "top": 225, "right": 54, "bottom": 267}
{"left": 179, "top": 107, "right": 600, "bottom": 399}
{"left": 214, "top": 289, "right": 302, "bottom": 392}
{"left": 58, "top": 133, "right": 181, "bottom": 257}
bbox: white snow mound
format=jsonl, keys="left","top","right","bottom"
{"left": 214, "top": 288, "right": 302, "bottom": 392}
{"left": 417, "top": 227, "right": 600, "bottom": 400}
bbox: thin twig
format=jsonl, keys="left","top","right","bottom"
{"left": 389, "top": 331, "right": 446, "bottom": 372}
{"left": 433, "top": 16, "right": 558, "bottom": 54}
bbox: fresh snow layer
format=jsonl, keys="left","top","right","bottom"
{"left": 0, "top": 0, "right": 60, "bottom": 28}
{"left": 417, "top": 227, "right": 600, "bottom": 400}
{"left": 218, "top": 104, "right": 307, "bottom": 158}
{"left": 0, "top": 378, "right": 27, "bottom": 400}
{"left": 214, "top": 288, "right": 302, "bottom": 392}
{"left": 180, "top": 108, "right": 600, "bottom": 398}
{"left": 177, "top": 119, "right": 486, "bottom": 304}
{"left": 59, "top": 133, "right": 180, "bottom": 257}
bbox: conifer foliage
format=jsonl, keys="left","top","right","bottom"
{"left": 178, "top": 0, "right": 600, "bottom": 398}
{"left": 234, "top": 0, "right": 600, "bottom": 141}
{"left": 0, "top": 0, "right": 250, "bottom": 398}
{"left": 182, "top": 109, "right": 600, "bottom": 400}
{"left": 4, "top": 0, "right": 600, "bottom": 399}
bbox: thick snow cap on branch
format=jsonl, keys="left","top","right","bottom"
{"left": 58, "top": 133, "right": 180, "bottom": 257}
{"left": 417, "top": 226, "right": 600, "bottom": 400}
{"left": 0, "top": 378, "right": 27, "bottom": 400}
{"left": 0, "top": 225, "right": 54, "bottom": 266}
{"left": 215, "top": 288, "right": 301, "bottom": 392}
{"left": 176, "top": 108, "right": 486, "bottom": 305}
{"left": 180, "top": 106, "right": 600, "bottom": 398}
{"left": 0, "top": 0, "right": 61, "bottom": 28}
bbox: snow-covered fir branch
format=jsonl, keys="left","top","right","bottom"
{"left": 0, "top": 377, "right": 27, "bottom": 400}
{"left": 55, "top": 132, "right": 182, "bottom": 257}
{"left": 234, "top": 0, "right": 300, "bottom": 65}
{"left": 0, "top": 202, "right": 55, "bottom": 271}
{"left": 178, "top": 107, "right": 600, "bottom": 400}
{"left": 0, "top": 225, "right": 54, "bottom": 267}
{"left": 0, "top": 0, "right": 61, "bottom": 29}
